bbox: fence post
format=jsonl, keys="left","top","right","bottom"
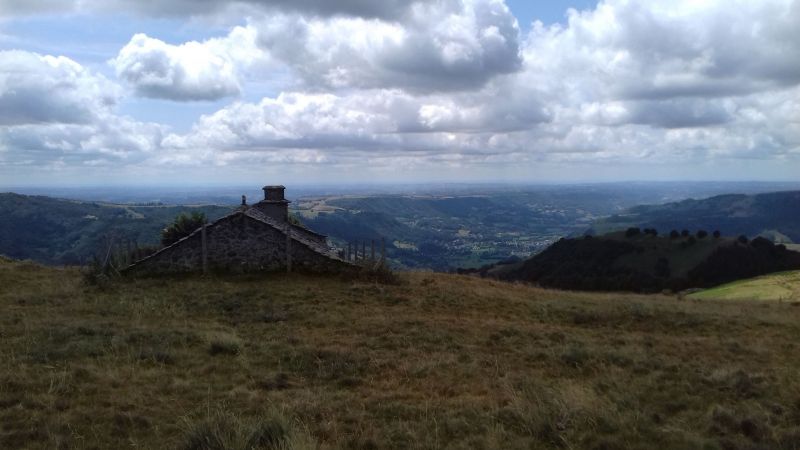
{"left": 381, "top": 237, "right": 386, "bottom": 265}
{"left": 201, "top": 224, "right": 208, "bottom": 274}
{"left": 347, "top": 242, "right": 352, "bottom": 261}
{"left": 362, "top": 241, "right": 366, "bottom": 263}
{"left": 371, "top": 239, "right": 375, "bottom": 262}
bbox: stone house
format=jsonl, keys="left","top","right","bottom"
{"left": 124, "top": 185, "right": 351, "bottom": 275}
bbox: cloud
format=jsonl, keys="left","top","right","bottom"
{"left": 0, "top": 50, "right": 165, "bottom": 169}
{"left": 111, "top": 28, "right": 266, "bottom": 101}
{"left": 253, "top": 0, "right": 521, "bottom": 91}
{"left": 3, "top": 0, "right": 800, "bottom": 182}
{"left": 0, "top": 50, "right": 120, "bottom": 125}
{"left": 0, "top": 0, "right": 428, "bottom": 20}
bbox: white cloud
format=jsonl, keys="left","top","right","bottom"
{"left": 252, "top": 0, "right": 521, "bottom": 91}
{"left": 0, "top": 50, "right": 120, "bottom": 125}
{"left": 0, "top": 50, "right": 165, "bottom": 168}
{"left": 111, "top": 27, "right": 266, "bottom": 101}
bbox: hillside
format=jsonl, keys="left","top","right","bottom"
{"left": 0, "top": 193, "right": 233, "bottom": 265}
{"left": 295, "top": 183, "right": 759, "bottom": 270}
{"left": 500, "top": 231, "right": 800, "bottom": 292}
{"left": 593, "top": 191, "right": 800, "bottom": 242}
{"left": 3, "top": 257, "right": 800, "bottom": 449}
{"left": 688, "top": 271, "right": 800, "bottom": 301}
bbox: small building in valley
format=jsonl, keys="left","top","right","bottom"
{"left": 124, "top": 185, "right": 351, "bottom": 275}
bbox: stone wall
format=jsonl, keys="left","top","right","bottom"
{"left": 125, "top": 213, "right": 351, "bottom": 276}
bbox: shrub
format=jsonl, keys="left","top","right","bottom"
{"left": 670, "top": 230, "right": 680, "bottom": 239}
{"left": 681, "top": 230, "right": 690, "bottom": 237}
{"left": 713, "top": 230, "right": 721, "bottom": 238}
{"left": 697, "top": 230, "right": 708, "bottom": 239}
{"left": 161, "top": 212, "right": 207, "bottom": 247}
{"left": 625, "top": 227, "right": 641, "bottom": 238}
{"left": 738, "top": 235, "right": 749, "bottom": 244}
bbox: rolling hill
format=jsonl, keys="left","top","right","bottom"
{"left": 498, "top": 231, "right": 800, "bottom": 292}
{"left": 593, "top": 191, "right": 800, "bottom": 243}
{"left": 0, "top": 193, "right": 233, "bottom": 265}
{"left": 3, "top": 257, "right": 800, "bottom": 449}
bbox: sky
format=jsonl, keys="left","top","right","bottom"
{"left": 0, "top": 0, "right": 798, "bottom": 186}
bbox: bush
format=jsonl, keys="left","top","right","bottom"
{"left": 697, "top": 230, "right": 708, "bottom": 239}
{"left": 713, "top": 230, "right": 721, "bottom": 239}
{"left": 738, "top": 235, "right": 749, "bottom": 244}
{"left": 681, "top": 230, "right": 690, "bottom": 237}
{"left": 162, "top": 212, "right": 207, "bottom": 247}
{"left": 670, "top": 230, "right": 680, "bottom": 239}
{"left": 625, "top": 227, "right": 641, "bottom": 238}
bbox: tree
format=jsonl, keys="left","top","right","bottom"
{"left": 161, "top": 212, "right": 207, "bottom": 247}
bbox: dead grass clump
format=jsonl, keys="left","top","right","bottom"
{"left": 345, "top": 265, "right": 404, "bottom": 285}
{"left": 706, "top": 368, "right": 765, "bottom": 399}
{"left": 496, "top": 380, "right": 606, "bottom": 447}
{"left": 207, "top": 332, "right": 242, "bottom": 356}
{"left": 179, "top": 409, "right": 313, "bottom": 450}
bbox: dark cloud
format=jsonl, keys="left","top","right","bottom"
{"left": 0, "top": 0, "right": 428, "bottom": 20}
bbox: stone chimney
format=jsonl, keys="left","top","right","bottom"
{"left": 255, "top": 185, "right": 290, "bottom": 222}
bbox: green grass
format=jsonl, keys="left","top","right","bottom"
{"left": 689, "top": 271, "right": 800, "bottom": 301}
{"left": 3, "top": 258, "right": 800, "bottom": 448}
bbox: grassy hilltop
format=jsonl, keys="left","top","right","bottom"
{"left": 2, "top": 257, "right": 800, "bottom": 449}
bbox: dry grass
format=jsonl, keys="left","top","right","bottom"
{"left": 2, "top": 259, "right": 800, "bottom": 449}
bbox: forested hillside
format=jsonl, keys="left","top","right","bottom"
{"left": 0, "top": 193, "right": 232, "bottom": 265}
{"left": 501, "top": 231, "right": 800, "bottom": 292}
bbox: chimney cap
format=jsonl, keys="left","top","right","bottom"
{"left": 262, "top": 185, "right": 288, "bottom": 202}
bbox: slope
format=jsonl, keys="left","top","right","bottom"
{"left": 2, "top": 257, "right": 800, "bottom": 449}
{"left": 593, "top": 190, "right": 800, "bottom": 242}
{"left": 501, "top": 231, "right": 800, "bottom": 292}
{"left": 0, "top": 193, "right": 233, "bottom": 265}
{"left": 688, "top": 271, "right": 800, "bottom": 301}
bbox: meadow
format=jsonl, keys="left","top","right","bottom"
{"left": 689, "top": 271, "right": 800, "bottom": 302}
{"left": 2, "top": 256, "right": 800, "bottom": 449}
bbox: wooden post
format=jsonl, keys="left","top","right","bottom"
{"left": 347, "top": 243, "right": 352, "bottom": 261}
{"left": 285, "top": 224, "right": 292, "bottom": 273}
{"left": 371, "top": 240, "right": 375, "bottom": 262}
{"left": 381, "top": 237, "right": 386, "bottom": 264}
{"left": 201, "top": 224, "right": 208, "bottom": 274}
{"left": 362, "top": 241, "right": 366, "bottom": 263}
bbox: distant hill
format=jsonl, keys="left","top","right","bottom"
{"left": 495, "top": 231, "right": 800, "bottom": 292}
{"left": 592, "top": 191, "right": 800, "bottom": 243}
{"left": 0, "top": 193, "right": 232, "bottom": 265}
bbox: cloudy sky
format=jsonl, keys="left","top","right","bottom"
{"left": 0, "top": 0, "right": 798, "bottom": 186}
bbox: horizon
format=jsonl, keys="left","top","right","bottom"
{"left": 1, "top": 0, "right": 799, "bottom": 185}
